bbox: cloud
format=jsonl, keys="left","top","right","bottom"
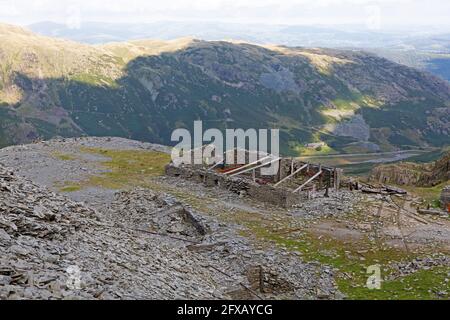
{"left": 0, "top": 2, "right": 20, "bottom": 16}
{"left": 0, "top": 0, "right": 448, "bottom": 29}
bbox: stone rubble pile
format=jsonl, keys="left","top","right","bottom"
{"left": 0, "top": 164, "right": 225, "bottom": 299}
{"left": 387, "top": 254, "right": 450, "bottom": 280}
{"left": 0, "top": 163, "right": 98, "bottom": 299}
{"left": 104, "top": 189, "right": 209, "bottom": 240}
{"left": 104, "top": 188, "right": 341, "bottom": 299}
{"left": 291, "top": 190, "right": 363, "bottom": 218}
{"left": 0, "top": 161, "right": 341, "bottom": 300}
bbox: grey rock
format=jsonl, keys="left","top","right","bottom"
{"left": 0, "top": 228, "right": 11, "bottom": 242}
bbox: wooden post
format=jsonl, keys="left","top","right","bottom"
{"left": 252, "top": 169, "right": 256, "bottom": 182}
{"left": 318, "top": 164, "right": 323, "bottom": 189}
{"left": 336, "top": 169, "right": 342, "bottom": 191}
{"left": 277, "top": 158, "right": 282, "bottom": 182}
{"left": 328, "top": 171, "right": 332, "bottom": 192}
{"left": 333, "top": 169, "right": 337, "bottom": 190}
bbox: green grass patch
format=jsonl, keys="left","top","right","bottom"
{"left": 52, "top": 152, "right": 77, "bottom": 161}
{"left": 227, "top": 209, "right": 448, "bottom": 300}
{"left": 61, "top": 147, "right": 171, "bottom": 190}
{"left": 81, "top": 147, "right": 171, "bottom": 189}
{"left": 340, "top": 162, "right": 377, "bottom": 176}
{"left": 402, "top": 181, "right": 449, "bottom": 205}
{"left": 343, "top": 266, "right": 450, "bottom": 300}
{"left": 294, "top": 144, "right": 337, "bottom": 157}
{"left": 59, "top": 185, "right": 82, "bottom": 193}
{"left": 71, "top": 73, "right": 119, "bottom": 88}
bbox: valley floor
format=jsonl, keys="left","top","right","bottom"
{"left": 0, "top": 137, "right": 449, "bottom": 300}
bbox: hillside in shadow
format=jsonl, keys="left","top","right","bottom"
{"left": 1, "top": 40, "right": 449, "bottom": 154}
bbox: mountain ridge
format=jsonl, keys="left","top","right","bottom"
{"left": 28, "top": 21, "right": 450, "bottom": 82}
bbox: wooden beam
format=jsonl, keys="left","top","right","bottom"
{"left": 336, "top": 168, "right": 342, "bottom": 190}
{"left": 210, "top": 149, "right": 235, "bottom": 170}
{"left": 224, "top": 155, "right": 272, "bottom": 175}
{"left": 274, "top": 164, "right": 308, "bottom": 187}
{"left": 230, "top": 158, "right": 281, "bottom": 177}
{"left": 293, "top": 170, "right": 323, "bottom": 193}
{"left": 210, "top": 158, "right": 224, "bottom": 170}
{"left": 333, "top": 169, "right": 337, "bottom": 190}
{"left": 318, "top": 164, "right": 323, "bottom": 189}
{"left": 277, "top": 159, "right": 282, "bottom": 182}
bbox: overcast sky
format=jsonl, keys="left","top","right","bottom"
{"left": 1, "top": 0, "right": 449, "bottom": 31}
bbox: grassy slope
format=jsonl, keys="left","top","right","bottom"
{"left": 57, "top": 147, "right": 171, "bottom": 191}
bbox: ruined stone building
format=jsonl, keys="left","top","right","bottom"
{"left": 166, "top": 148, "right": 343, "bottom": 208}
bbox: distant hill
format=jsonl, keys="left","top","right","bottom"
{"left": 28, "top": 21, "right": 405, "bottom": 47}
{"left": 1, "top": 23, "right": 449, "bottom": 155}
{"left": 28, "top": 21, "right": 450, "bottom": 82}
{"left": 370, "top": 49, "right": 450, "bottom": 82}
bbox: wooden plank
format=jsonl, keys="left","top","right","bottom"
{"left": 318, "top": 164, "right": 323, "bottom": 189}
{"left": 210, "top": 159, "right": 225, "bottom": 170}
{"left": 417, "top": 209, "right": 446, "bottom": 216}
{"left": 383, "top": 185, "right": 408, "bottom": 195}
{"left": 224, "top": 155, "right": 272, "bottom": 175}
{"left": 274, "top": 164, "right": 308, "bottom": 187}
{"left": 210, "top": 149, "right": 236, "bottom": 169}
{"left": 293, "top": 170, "right": 323, "bottom": 193}
{"left": 230, "top": 157, "right": 281, "bottom": 177}
{"left": 336, "top": 168, "right": 342, "bottom": 190}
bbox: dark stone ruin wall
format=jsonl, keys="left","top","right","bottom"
{"left": 165, "top": 164, "right": 303, "bottom": 208}
{"left": 225, "top": 265, "right": 295, "bottom": 300}
{"left": 246, "top": 266, "right": 294, "bottom": 295}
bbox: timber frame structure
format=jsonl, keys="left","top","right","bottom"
{"left": 165, "top": 148, "right": 343, "bottom": 208}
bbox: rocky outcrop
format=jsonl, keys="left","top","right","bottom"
{"left": 369, "top": 151, "right": 450, "bottom": 187}
{"left": 332, "top": 114, "right": 371, "bottom": 141}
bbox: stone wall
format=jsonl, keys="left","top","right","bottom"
{"left": 246, "top": 265, "right": 294, "bottom": 295}
{"left": 165, "top": 164, "right": 303, "bottom": 208}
